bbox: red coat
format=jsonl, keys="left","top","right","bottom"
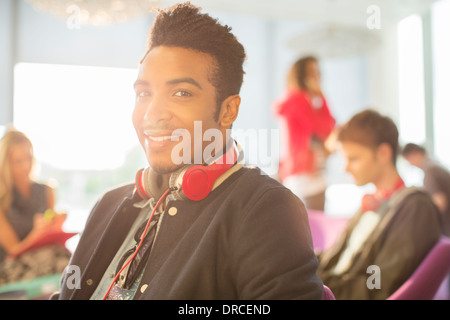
{"left": 275, "top": 89, "right": 335, "bottom": 181}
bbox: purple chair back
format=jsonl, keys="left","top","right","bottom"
{"left": 388, "top": 236, "right": 450, "bottom": 300}
{"left": 307, "top": 211, "right": 349, "bottom": 251}
{"left": 322, "top": 285, "right": 336, "bottom": 300}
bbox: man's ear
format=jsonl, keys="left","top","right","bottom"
{"left": 377, "top": 143, "right": 393, "bottom": 165}
{"left": 218, "top": 95, "right": 240, "bottom": 128}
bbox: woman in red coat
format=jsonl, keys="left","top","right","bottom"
{"left": 274, "top": 56, "right": 336, "bottom": 211}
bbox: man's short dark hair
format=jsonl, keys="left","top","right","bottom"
{"left": 338, "top": 109, "right": 399, "bottom": 164}
{"left": 141, "top": 2, "right": 246, "bottom": 120}
{"left": 401, "top": 143, "right": 426, "bottom": 157}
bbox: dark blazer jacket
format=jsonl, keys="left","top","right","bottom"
{"left": 53, "top": 167, "right": 323, "bottom": 300}
{"left": 318, "top": 187, "right": 443, "bottom": 300}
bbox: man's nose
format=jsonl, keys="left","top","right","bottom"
{"left": 344, "top": 162, "right": 351, "bottom": 173}
{"left": 143, "top": 96, "right": 171, "bottom": 125}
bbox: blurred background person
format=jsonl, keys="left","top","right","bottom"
{"left": 318, "top": 109, "right": 442, "bottom": 299}
{"left": 402, "top": 143, "right": 450, "bottom": 236}
{"left": 274, "top": 56, "right": 336, "bottom": 211}
{"left": 0, "top": 128, "right": 71, "bottom": 285}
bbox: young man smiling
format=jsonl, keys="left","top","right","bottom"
{"left": 133, "top": 45, "right": 238, "bottom": 174}
{"left": 317, "top": 109, "right": 442, "bottom": 300}
{"left": 52, "top": 3, "right": 323, "bottom": 300}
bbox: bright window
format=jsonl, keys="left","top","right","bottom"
{"left": 432, "top": 0, "right": 450, "bottom": 168}
{"left": 13, "top": 63, "right": 147, "bottom": 241}
{"left": 397, "top": 14, "right": 426, "bottom": 145}
{"left": 14, "top": 63, "right": 141, "bottom": 170}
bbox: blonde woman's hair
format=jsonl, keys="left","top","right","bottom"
{"left": 0, "top": 128, "right": 34, "bottom": 211}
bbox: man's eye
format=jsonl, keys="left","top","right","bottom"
{"left": 174, "top": 90, "right": 192, "bottom": 97}
{"left": 136, "top": 91, "right": 150, "bottom": 98}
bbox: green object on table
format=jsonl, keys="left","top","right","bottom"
{"left": 0, "top": 274, "right": 61, "bottom": 300}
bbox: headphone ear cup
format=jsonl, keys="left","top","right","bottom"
{"left": 168, "top": 165, "right": 214, "bottom": 201}
{"left": 135, "top": 167, "right": 170, "bottom": 200}
{"left": 182, "top": 165, "right": 214, "bottom": 201}
{"left": 144, "top": 168, "right": 170, "bottom": 200}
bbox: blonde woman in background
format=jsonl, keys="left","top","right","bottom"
{"left": 0, "top": 128, "right": 70, "bottom": 285}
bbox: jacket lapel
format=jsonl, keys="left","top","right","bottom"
{"left": 338, "top": 187, "right": 419, "bottom": 274}
{"left": 70, "top": 193, "right": 141, "bottom": 299}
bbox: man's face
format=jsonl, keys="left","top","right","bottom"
{"left": 132, "top": 46, "right": 225, "bottom": 174}
{"left": 339, "top": 141, "right": 382, "bottom": 186}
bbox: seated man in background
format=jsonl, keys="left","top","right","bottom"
{"left": 317, "top": 109, "right": 442, "bottom": 300}
{"left": 401, "top": 143, "right": 450, "bottom": 236}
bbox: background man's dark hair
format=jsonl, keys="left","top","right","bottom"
{"left": 401, "top": 143, "right": 427, "bottom": 157}
{"left": 141, "top": 2, "right": 246, "bottom": 120}
{"left": 338, "top": 109, "right": 399, "bottom": 165}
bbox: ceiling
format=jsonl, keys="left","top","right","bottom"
{"left": 159, "top": 0, "right": 438, "bottom": 58}
{"left": 22, "top": 0, "right": 439, "bottom": 59}
{"left": 24, "top": 0, "right": 440, "bottom": 29}
{"left": 178, "top": 0, "right": 438, "bottom": 27}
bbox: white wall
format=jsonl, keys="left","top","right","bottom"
{"left": 0, "top": 0, "right": 15, "bottom": 125}
{"left": 366, "top": 26, "right": 400, "bottom": 123}
{"left": 0, "top": 0, "right": 152, "bottom": 126}
{"left": 15, "top": 0, "right": 150, "bottom": 68}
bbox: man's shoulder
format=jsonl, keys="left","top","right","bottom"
{"left": 223, "top": 166, "right": 301, "bottom": 204}
{"left": 86, "top": 180, "right": 132, "bottom": 204}
{"left": 97, "top": 182, "right": 135, "bottom": 201}
{"left": 394, "top": 186, "right": 430, "bottom": 203}
{"left": 89, "top": 182, "right": 136, "bottom": 215}
{"left": 426, "top": 164, "right": 450, "bottom": 181}
{"left": 391, "top": 186, "right": 437, "bottom": 212}
{"left": 233, "top": 166, "right": 287, "bottom": 190}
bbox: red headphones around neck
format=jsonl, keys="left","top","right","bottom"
{"left": 135, "top": 142, "right": 238, "bottom": 201}
{"left": 105, "top": 143, "right": 238, "bottom": 299}
{"left": 361, "top": 178, "right": 405, "bottom": 212}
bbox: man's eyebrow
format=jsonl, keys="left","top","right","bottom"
{"left": 133, "top": 78, "right": 203, "bottom": 90}
{"left": 167, "top": 77, "right": 202, "bottom": 90}
{"left": 134, "top": 80, "right": 149, "bottom": 88}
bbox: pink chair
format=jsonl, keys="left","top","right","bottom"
{"left": 322, "top": 285, "right": 335, "bottom": 300}
{"left": 307, "top": 211, "right": 350, "bottom": 251}
{"left": 387, "top": 236, "right": 450, "bottom": 300}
